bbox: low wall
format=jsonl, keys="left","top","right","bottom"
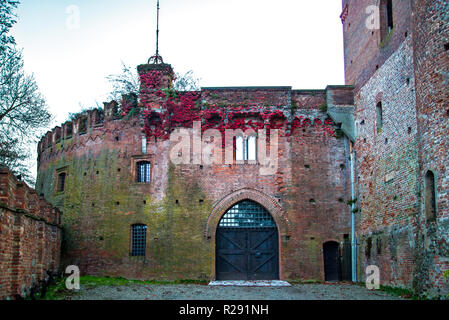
{"left": 0, "top": 167, "right": 62, "bottom": 300}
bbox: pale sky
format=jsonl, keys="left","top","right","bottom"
{"left": 12, "top": 0, "right": 345, "bottom": 127}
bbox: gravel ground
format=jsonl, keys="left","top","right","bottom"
{"left": 71, "top": 283, "right": 404, "bottom": 300}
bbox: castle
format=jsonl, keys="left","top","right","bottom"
{"left": 34, "top": 0, "right": 448, "bottom": 296}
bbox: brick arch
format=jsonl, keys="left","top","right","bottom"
{"left": 204, "top": 188, "right": 291, "bottom": 239}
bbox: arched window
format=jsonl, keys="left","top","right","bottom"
{"left": 131, "top": 224, "right": 147, "bottom": 256}
{"left": 425, "top": 171, "right": 437, "bottom": 220}
{"left": 57, "top": 172, "right": 66, "bottom": 192}
{"left": 137, "top": 161, "right": 151, "bottom": 183}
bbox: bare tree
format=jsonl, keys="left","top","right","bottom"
{"left": 173, "top": 70, "right": 200, "bottom": 92}
{"left": 0, "top": 1, "right": 53, "bottom": 185}
{"left": 106, "top": 62, "right": 140, "bottom": 102}
{"left": 107, "top": 62, "right": 201, "bottom": 102}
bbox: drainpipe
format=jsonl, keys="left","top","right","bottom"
{"left": 349, "top": 141, "right": 357, "bottom": 282}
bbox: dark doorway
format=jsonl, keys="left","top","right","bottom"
{"left": 215, "top": 200, "right": 279, "bottom": 280}
{"left": 323, "top": 241, "right": 341, "bottom": 282}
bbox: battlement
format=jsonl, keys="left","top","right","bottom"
{"left": 37, "top": 84, "right": 355, "bottom": 163}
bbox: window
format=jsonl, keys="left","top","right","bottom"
{"left": 218, "top": 200, "right": 276, "bottom": 228}
{"left": 137, "top": 161, "right": 151, "bottom": 183}
{"left": 386, "top": 0, "right": 393, "bottom": 31}
{"left": 57, "top": 172, "right": 66, "bottom": 192}
{"left": 131, "top": 224, "right": 147, "bottom": 256}
{"left": 380, "top": 0, "right": 394, "bottom": 41}
{"left": 79, "top": 118, "right": 87, "bottom": 135}
{"left": 365, "top": 237, "right": 372, "bottom": 259}
{"left": 425, "top": 171, "right": 437, "bottom": 220}
{"left": 235, "top": 136, "right": 257, "bottom": 161}
{"left": 65, "top": 124, "right": 73, "bottom": 138}
{"left": 376, "top": 102, "right": 383, "bottom": 132}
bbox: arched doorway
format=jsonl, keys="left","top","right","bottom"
{"left": 323, "top": 241, "right": 341, "bottom": 282}
{"left": 215, "top": 200, "right": 279, "bottom": 280}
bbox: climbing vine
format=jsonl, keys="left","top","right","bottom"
{"left": 121, "top": 70, "right": 337, "bottom": 142}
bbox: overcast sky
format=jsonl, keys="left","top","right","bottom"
{"left": 12, "top": 0, "right": 345, "bottom": 127}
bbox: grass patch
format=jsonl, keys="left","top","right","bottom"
{"left": 37, "top": 276, "right": 209, "bottom": 300}
{"left": 378, "top": 285, "right": 419, "bottom": 300}
{"left": 288, "top": 279, "right": 322, "bottom": 285}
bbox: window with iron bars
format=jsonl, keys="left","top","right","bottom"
{"left": 218, "top": 200, "right": 275, "bottom": 228}
{"left": 137, "top": 161, "right": 151, "bottom": 183}
{"left": 57, "top": 172, "right": 66, "bottom": 192}
{"left": 131, "top": 224, "right": 147, "bottom": 256}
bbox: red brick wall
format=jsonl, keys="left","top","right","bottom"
{"left": 35, "top": 85, "right": 352, "bottom": 282}
{"left": 346, "top": 0, "right": 449, "bottom": 296}
{"left": 342, "top": 0, "right": 413, "bottom": 92}
{"left": 411, "top": 0, "right": 449, "bottom": 295}
{"left": 0, "top": 167, "right": 62, "bottom": 300}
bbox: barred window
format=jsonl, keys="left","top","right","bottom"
{"left": 137, "top": 161, "right": 151, "bottom": 183}
{"left": 218, "top": 200, "right": 275, "bottom": 228}
{"left": 131, "top": 224, "right": 147, "bottom": 256}
{"left": 57, "top": 172, "right": 66, "bottom": 192}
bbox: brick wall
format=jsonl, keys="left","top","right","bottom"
{"left": 345, "top": 0, "right": 449, "bottom": 296}
{"left": 342, "top": 0, "right": 413, "bottom": 92}
{"left": 0, "top": 167, "right": 62, "bottom": 300}
{"left": 35, "top": 84, "right": 352, "bottom": 281}
{"left": 411, "top": 0, "right": 449, "bottom": 296}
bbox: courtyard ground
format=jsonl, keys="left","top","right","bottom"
{"left": 62, "top": 282, "right": 405, "bottom": 300}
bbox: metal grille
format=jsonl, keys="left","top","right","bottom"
{"left": 137, "top": 161, "right": 151, "bottom": 183}
{"left": 218, "top": 200, "right": 276, "bottom": 228}
{"left": 131, "top": 224, "right": 147, "bottom": 256}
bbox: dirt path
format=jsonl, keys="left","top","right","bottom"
{"left": 70, "top": 283, "right": 404, "bottom": 300}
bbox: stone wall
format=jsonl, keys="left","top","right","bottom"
{"left": 0, "top": 167, "right": 62, "bottom": 299}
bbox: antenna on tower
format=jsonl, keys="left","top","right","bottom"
{"left": 148, "top": 0, "right": 164, "bottom": 64}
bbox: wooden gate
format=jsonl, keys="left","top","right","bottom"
{"left": 215, "top": 200, "right": 279, "bottom": 280}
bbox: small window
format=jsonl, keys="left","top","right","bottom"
{"left": 235, "top": 136, "right": 257, "bottom": 161}
{"left": 65, "top": 124, "right": 73, "bottom": 138}
{"left": 137, "top": 161, "right": 151, "bottom": 183}
{"left": 386, "top": 0, "right": 393, "bottom": 31}
{"left": 57, "top": 172, "right": 66, "bottom": 192}
{"left": 376, "top": 102, "right": 383, "bottom": 132}
{"left": 131, "top": 224, "right": 147, "bottom": 256}
{"left": 380, "top": 0, "right": 394, "bottom": 42}
{"left": 425, "top": 171, "right": 437, "bottom": 220}
{"left": 79, "top": 118, "right": 87, "bottom": 135}
{"left": 365, "top": 237, "right": 372, "bottom": 259}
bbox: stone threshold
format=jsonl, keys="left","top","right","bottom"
{"left": 208, "top": 280, "right": 291, "bottom": 287}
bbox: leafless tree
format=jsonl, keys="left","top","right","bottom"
{"left": 0, "top": 48, "right": 52, "bottom": 184}
{"left": 107, "top": 62, "right": 201, "bottom": 102}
